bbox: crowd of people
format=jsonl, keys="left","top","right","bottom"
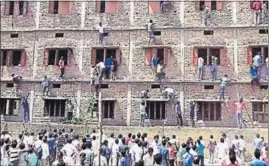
{"left": 0, "top": 128, "right": 268, "bottom": 166}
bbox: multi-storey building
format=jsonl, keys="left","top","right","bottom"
{"left": 0, "top": 1, "right": 268, "bottom": 127}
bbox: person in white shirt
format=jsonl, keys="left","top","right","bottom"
{"left": 163, "top": 87, "right": 174, "bottom": 100}
{"left": 216, "top": 138, "right": 228, "bottom": 164}
{"left": 238, "top": 135, "right": 246, "bottom": 161}
{"left": 61, "top": 138, "right": 77, "bottom": 160}
{"left": 97, "top": 22, "right": 104, "bottom": 45}
{"left": 147, "top": 19, "right": 155, "bottom": 44}
{"left": 28, "top": 133, "right": 35, "bottom": 147}
{"left": 253, "top": 52, "right": 262, "bottom": 77}
{"left": 131, "top": 140, "right": 143, "bottom": 165}
{"left": 143, "top": 147, "right": 154, "bottom": 166}
{"left": 197, "top": 56, "right": 204, "bottom": 80}
{"left": 96, "top": 61, "right": 106, "bottom": 80}
{"left": 231, "top": 135, "right": 240, "bottom": 157}
{"left": 108, "top": 134, "right": 115, "bottom": 151}
{"left": 34, "top": 135, "right": 43, "bottom": 150}
{"left": 41, "top": 138, "right": 49, "bottom": 166}
{"left": 110, "top": 139, "right": 120, "bottom": 166}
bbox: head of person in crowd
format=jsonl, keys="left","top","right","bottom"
{"left": 110, "top": 133, "right": 114, "bottom": 138}
{"left": 154, "top": 153, "right": 162, "bottom": 165}
{"left": 229, "top": 153, "right": 237, "bottom": 164}
{"left": 256, "top": 134, "right": 260, "bottom": 138}
{"left": 254, "top": 148, "right": 262, "bottom": 159}
{"left": 118, "top": 134, "right": 123, "bottom": 139}
{"left": 11, "top": 140, "right": 17, "bottom": 148}
{"left": 137, "top": 132, "right": 141, "bottom": 139}
{"left": 19, "top": 142, "right": 26, "bottom": 150}
{"left": 220, "top": 137, "right": 225, "bottom": 143}
{"left": 128, "top": 133, "right": 132, "bottom": 138}
{"left": 121, "top": 137, "right": 126, "bottom": 145}
{"left": 92, "top": 135, "right": 96, "bottom": 141}
{"left": 115, "top": 139, "right": 119, "bottom": 145}
{"left": 148, "top": 147, "right": 153, "bottom": 156}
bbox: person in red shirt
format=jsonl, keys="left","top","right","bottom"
{"left": 58, "top": 56, "right": 65, "bottom": 80}
{"left": 252, "top": 0, "right": 262, "bottom": 25}
{"left": 168, "top": 142, "right": 176, "bottom": 166}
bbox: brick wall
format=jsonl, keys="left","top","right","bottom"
{"left": 1, "top": 1, "right": 268, "bottom": 127}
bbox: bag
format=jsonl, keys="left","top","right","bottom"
{"left": 35, "top": 147, "right": 43, "bottom": 160}
{"left": 193, "top": 156, "right": 200, "bottom": 164}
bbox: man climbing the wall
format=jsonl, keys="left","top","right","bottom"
{"left": 219, "top": 74, "right": 231, "bottom": 100}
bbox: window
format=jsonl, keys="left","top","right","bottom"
{"left": 10, "top": 33, "right": 19, "bottom": 38}
{"left": 197, "top": 102, "right": 221, "bottom": 121}
{"left": 193, "top": 48, "right": 224, "bottom": 66}
{"left": 0, "top": 50, "right": 26, "bottom": 66}
{"left": 197, "top": 0, "right": 223, "bottom": 11}
{"left": 55, "top": 33, "right": 64, "bottom": 38}
{"left": 44, "top": 48, "right": 71, "bottom": 66}
{"left": 250, "top": 46, "right": 268, "bottom": 63}
{"left": 4, "top": 1, "right": 27, "bottom": 16}
{"left": 259, "top": 29, "right": 268, "bottom": 34}
{"left": 102, "top": 100, "right": 115, "bottom": 119}
{"left": 149, "top": 1, "right": 167, "bottom": 13}
{"left": 48, "top": 1, "right": 71, "bottom": 14}
{"left": 96, "top": 1, "right": 118, "bottom": 14}
{"left": 91, "top": 48, "right": 121, "bottom": 67}
{"left": 145, "top": 101, "right": 166, "bottom": 120}
{"left": 252, "top": 102, "right": 268, "bottom": 123}
{"left": 0, "top": 98, "right": 20, "bottom": 116}
{"left": 145, "top": 47, "right": 170, "bottom": 65}
{"left": 44, "top": 99, "right": 66, "bottom": 117}
{"left": 204, "top": 30, "right": 214, "bottom": 35}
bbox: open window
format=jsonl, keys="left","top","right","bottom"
{"left": 252, "top": 102, "right": 268, "bottom": 123}
{"left": 102, "top": 100, "right": 115, "bottom": 119}
{"left": 196, "top": 0, "right": 223, "bottom": 11}
{"left": 4, "top": 1, "right": 28, "bottom": 16}
{"left": 91, "top": 47, "right": 121, "bottom": 67}
{"left": 44, "top": 48, "right": 71, "bottom": 66}
{"left": 49, "top": 1, "right": 71, "bottom": 14}
{"left": 197, "top": 101, "right": 222, "bottom": 121}
{"left": 0, "top": 98, "right": 20, "bottom": 116}
{"left": 44, "top": 99, "right": 66, "bottom": 117}
{"left": 144, "top": 47, "right": 170, "bottom": 66}
{"left": 145, "top": 101, "right": 166, "bottom": 120}
{"left": 96, "top": 0, "right": 118, "bottom": 14}
{"left": 193, "top": 47, "right": 225, "bottom": 66}
{"left": 0, "top": 49, "right": 26, "bottom": 67}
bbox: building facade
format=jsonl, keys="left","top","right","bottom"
{"left": 0, "top": 1, "right": 268, "bottom": 127}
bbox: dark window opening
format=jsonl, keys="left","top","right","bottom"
{"left": 211, "top": 0, "right": 217, "bottom": 10}
{"left": 252, "top": 47, "right": 262, "bottom": 58}
{"left": 19, "top": 1, "right": 24, "bottom": 15}
{"left": 204, "top": 85, "right": 214, "bottom": 89}
{"left": 48, "top": 50, "right": 56, "bottom": 65}
{"left": 101, "top": 84, "right": 109, "bottom": 89}
{"left": 1, "top": 50, "right": 8, "bottom": 66}
{"left": 154, "top": 31, "right": 161, "bottom": 36}
{"left": 199, "top": 0, "right": 205, "bottom": 11}
{"left": 44, "top": 99, "right": 66, "bottom": 117}
{"left": 102, "top": 100, "right": 114, "bottom": 119}
{"left": 96, "top": 49, "right": 105, "bottom": 64}
{"left": 145, "top": 101, "right": 166, "bottom": 120}
{"left": 9, "top": 1, "right": 14, "bottom": 15}
{"left": 55, "top": 33, "right": 64, "bottom": 38}
{"left": 252, "top": 102, "right": 268, "bottom": 123}
{"left": 197, "top": 102, "right": 221, "bottom": 121}
{"left": 259, "top": 29, "right": 268, "bottom": 34}
{"left": 260, "top": 85, "right": 268, "bottom": 90}
{"left": 6, "top": 83, "right": 14, "bottom": 88}
{"left": 0, "top": 98, "right": 20, "bottom": 116}
{"left": 58, "top": 50, "right": 68, "bottom": 65}
{"left": 10, "top": 34, "right": 18, "bottom": 38}
{"left": 13, "top": 51, "right": 22, "bottom": 66}
{"left": 53, "top": 84, "right": 61, "bottom": 88}
{"left": 157, "top": 49, "right": 164, "bottom": 64}
{"left": 198, "top": 49, "right": 208, "bottom": 65}
{"left": 204, "top": 30, "right": 214, "bottom": 35}
{"left": 107, "top": 49, "right": 116, "bottom": 59}
{"left": 53, "top": 1, "right": 59, "bottom": 14}
{"left": 151, "top": 84, "right": 160, "bottom": 89}
{"left": 100, "top": 1, "right": 106, "bottom": 13}
{"left": 263, "top": 1, "right": 269, "bottom": 9}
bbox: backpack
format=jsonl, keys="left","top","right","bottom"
{"left": 35, "top": 147, "right": 43, "bottom": 160}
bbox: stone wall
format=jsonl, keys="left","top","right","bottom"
{"left": 1, "top": 1, "right": 268, "bottom": 127}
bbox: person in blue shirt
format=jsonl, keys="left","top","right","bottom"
{"left": 196, "top": 139, "right": 205, "bottom": 166}
{"left": 250, "top": 149, "right": 267, "bottom": 166}
{"left": 253, "top": 134, "right": 263, "bottom": 150}
{"left": 47, "top": 133, "right": 56, "bottom": 165}
{"left": 160, "top": 140, "right": 169, "bottom": 166}
{"left": 105, "top": 56, "right": 112, "bottom": 79}
{"left": 190, "top": 101, "right": 195, "bottom": 127}
{"left": 183, "top": 146, "right": 194, "bottom": 166}
{"left": 250, "top": 65, "right": 260, "bottom": 86}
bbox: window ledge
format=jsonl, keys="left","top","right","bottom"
{"left": 42, "top": 97, "right": 67, "bottom": 100}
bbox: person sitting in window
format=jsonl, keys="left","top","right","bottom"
{"left": 11, "top": 74, "right": 22, "bottom": 96}
{"left": 58, "top": 56, "right": 65, "bottom": 80}
{"left": 156, "top": 63, "right": 165, "bottom": 82}
{"left": 95, "top": 61, "right": 106, "bottom": 80}
{"left": 140, "top": 90, "right": 150, "bottom": 99}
